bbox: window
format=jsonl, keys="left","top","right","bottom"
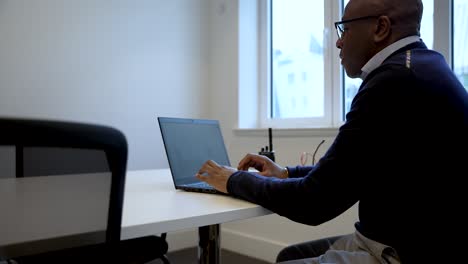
{"left": 271, "top": 0, "right": 325, "bottom": 120}
{"left": 453, "top": 0, "right": 468, "bottom": 90}
{"left": 265, "top": 0, "right": 334, "bottom": 129}
{"left": 257, "top": 0, "right": 459, "bottom": 129}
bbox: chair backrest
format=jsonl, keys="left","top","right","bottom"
{"left": 0, "top": 117, "right": 127, "bottom": 259}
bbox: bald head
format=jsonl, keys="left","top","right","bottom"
{"left": 346, "top": 0, "right": 423, "bottom": 39}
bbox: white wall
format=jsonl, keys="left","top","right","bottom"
{"left": 0, "top": 0, "right": 210, "bottom": 170}
{"left": 0, "top": 0, "right": 357, "bottom": 262}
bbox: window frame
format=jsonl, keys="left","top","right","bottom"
{"left": 259, "top": 0, "right": 343, "bottom": 129}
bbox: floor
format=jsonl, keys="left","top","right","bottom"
{"left": 149, "top": 247, "right": 271, "bottom": 264}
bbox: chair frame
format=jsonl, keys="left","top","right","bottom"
{"left": 0, "top": 117, "right": 127, "bottom": 244}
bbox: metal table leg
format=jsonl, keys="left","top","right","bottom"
{"left": 198, "top": 224, "right": 220, "bottom": 264}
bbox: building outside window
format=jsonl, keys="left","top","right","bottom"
{"left": 271, "top": 0, "right": 325, "bottom": 119}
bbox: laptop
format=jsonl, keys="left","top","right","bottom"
{"left": 157, "top": 117, "right": 230, "bottom": 194}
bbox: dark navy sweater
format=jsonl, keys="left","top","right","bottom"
{"left": 227, "top": 41, "right": 468, "bottom": 262}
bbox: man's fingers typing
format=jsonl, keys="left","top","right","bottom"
{"left": 196, "top": 173, "right": 210, "bottom": 183}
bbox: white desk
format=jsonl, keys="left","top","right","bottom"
{"left": 0, "top": 169, "right": 271, "bottom": 263}
{"left": 122, "top": 169, "right": 272, "bottom": 263}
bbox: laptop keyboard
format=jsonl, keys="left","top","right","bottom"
{"left": 186, "top": 182, "right": 214, "bottom": 189}
{"left": 179, "top": 181, "right": 228, "bottom": 195}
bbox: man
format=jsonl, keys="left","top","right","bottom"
{"left": 197, "top": 0, "right": 468, "bottom": 262}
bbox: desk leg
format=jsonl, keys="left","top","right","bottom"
{"left": 198, "top": 224, "right": 220, "bottom": 264}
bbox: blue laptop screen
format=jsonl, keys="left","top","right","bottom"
{"left": 158, "top": 117, "right": 231, "bottom": 186}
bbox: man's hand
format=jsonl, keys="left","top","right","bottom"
{"left": 237, "top": 153, "right": 288, "bottom": 179}
{"left": 196, "top": 160, "right": 237, "bottom": 193}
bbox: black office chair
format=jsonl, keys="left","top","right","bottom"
{"left": 0, "top": 117, "right": 169, "bottom": 264}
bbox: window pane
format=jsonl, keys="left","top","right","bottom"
{"left": 420, "top": 0, "right": 434, "bottom": 49}
{"left": 454, "top": 0, "right": 468, "bottom": 90}
{"left": 271, "top": 0, "right": 325, "bottom": 118}
{"left": 342, "top": 0, "right": 434, "bottom": 116}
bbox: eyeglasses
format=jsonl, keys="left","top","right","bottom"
{"left": 334, "top": 15, "right": 381, "bottom": 39}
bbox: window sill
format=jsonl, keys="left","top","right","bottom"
{"left": 233, "top": 127, "right": 339, "bottom": 137}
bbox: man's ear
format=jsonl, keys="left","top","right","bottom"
{"left": 373, "top": 16, "right": 392, "bottom": 42}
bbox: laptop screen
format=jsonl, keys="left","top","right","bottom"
{"left": 158, "top": 117, "right": 231, "bottom": 186}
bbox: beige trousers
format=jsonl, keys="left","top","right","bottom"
{"left": 277, "top": 230, "right": 400, "bottom": 264}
